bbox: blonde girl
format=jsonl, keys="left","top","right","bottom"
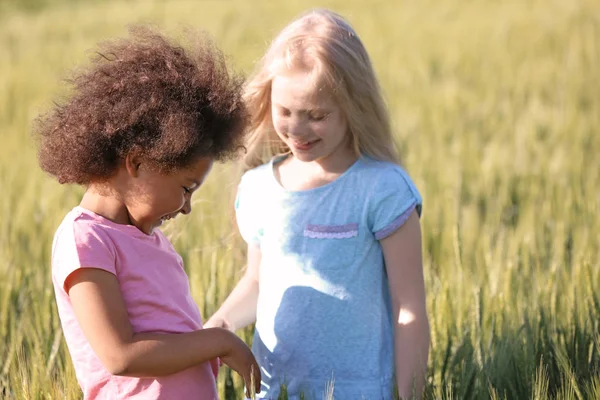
{"left": 207, "top": 9, "right": 429, "bottom": 399}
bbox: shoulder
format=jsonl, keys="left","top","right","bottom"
{"left": 357, "top": 157, "right": 395, "bottom": 171}
{"left": 356, "top": 158, "right": 418, "bottom": 189}
{"left": 54, "top": 207, "right": 105, "bottom": 241}
{"left": 52, "top": 208, "right": 118, "bottom": 291}
{"left": 357, "top": 158, "right": 423, "bottom": 223}
{"left": 235, "top": 162, "right": 272, "bottom": 216}
{"left": 53, "top": 208, "right": 117, "bottom": 258}
{"left": 239, "top": 160, "right": 272, "bottom": 187}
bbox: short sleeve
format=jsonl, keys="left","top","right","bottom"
{"left": 51, "top": 219, "right": 117, "bottom": 293}
{"left": 369, "top": 166, "right": 423, "bottom": 240}
{"left": 234, "top": 173, "right": 263, "bottom": 245}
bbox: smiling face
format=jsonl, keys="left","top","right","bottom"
{"left": 270, "top": 69, "right": 352, "bottom": 167}
{"left": 124, "top": 157, "right": 213, "bottom": 234}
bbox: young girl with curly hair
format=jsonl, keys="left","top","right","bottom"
{"left": 206, "top": 9, "right": 430, "bottom": 399}
{"left": 35, "top": 27, "right": 261, "bottom": 399}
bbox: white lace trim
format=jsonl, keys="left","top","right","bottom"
{"left": 303, "top": 230, "right": 358, "bottom": 239}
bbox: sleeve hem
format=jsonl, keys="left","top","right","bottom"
{"left": 374, "top": 203, "right": 417, "bottom": 240}
{"left": 57, "top": 265, "right": 118, "bottom": 294}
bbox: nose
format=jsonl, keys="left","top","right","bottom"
{"left": 180, "top": 198, "right": 192, "bottom": 215}
{"left": 286, "top": 116, "right": 308, "bottom": 139}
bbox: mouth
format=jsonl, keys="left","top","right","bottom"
{"left": 291, "top": 139, "right": 320, "bottom": 151}
{"left": 159, "top": 214, "right": 177, "bottom": 223}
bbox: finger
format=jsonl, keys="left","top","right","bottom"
{"left": 253, "top": 364, "right": 262, "bottom": 394}
{"left": 245, "top": 379, "right": 256, "bottom": 400}
{"left": 209, "top": 358, "right": 219, "bottom": 378}
{"left": 203, "top": 320, "right": 215, "bottom": 329}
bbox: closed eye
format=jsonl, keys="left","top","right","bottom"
{"left": 277, "top": 106, "right": 291, "bottom": 117}
{"left": 308, "top": 112, "right": 329, "bottom": 122}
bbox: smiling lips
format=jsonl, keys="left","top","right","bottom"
{"left": 292, "top": 139, "right": 320, "bottom": 151}
{"left": 160, "top": 214, "right": 176, "bottom": 223}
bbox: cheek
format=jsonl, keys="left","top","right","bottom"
{"left": 157, "top": 191, "right": 185, "bottom": 213}
{"left": 314, "top": 121, "right": 337, "bottom": 138}
{"left": 328, "top": 116, "right": 348, "bottom": 139}
{"left": 272, "top": 117, "right": 287, "bottom": 135}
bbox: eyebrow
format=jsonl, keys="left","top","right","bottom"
{"left": 274, "top": 103, "right": 331, "bottom": 113}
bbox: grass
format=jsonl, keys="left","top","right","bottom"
{"left": 0, "top": 0, "right": 599, "bottom": 398}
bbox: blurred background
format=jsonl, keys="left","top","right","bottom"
{"left": 0, "top": 0, "right": 599, "bottom": 399}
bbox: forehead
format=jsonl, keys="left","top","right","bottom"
{"left": 271, "top": 70, "right": 336, "bottom": 110}
{"left": 172, "top": 157, "right": 213, "bottom": 181}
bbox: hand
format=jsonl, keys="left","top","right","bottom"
{"left": 219, "top": 330, "right": 262, "bottom": 398}
{"left": 204, "top": 315, "right": 234, "bottom": 332}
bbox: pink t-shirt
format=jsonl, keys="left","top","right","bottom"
{"left": 52, "top": 206, "right": 219, "bottom": 399}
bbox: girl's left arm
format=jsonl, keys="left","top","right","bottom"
{"left": 380, "top": 209, "right": 430, "bottom": 400}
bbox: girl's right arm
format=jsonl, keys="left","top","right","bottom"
{"left": 204, "top": 243, "right": 261, "bottom": 332}
{"left": 66, "top": 267, "right": 261, "bottom": 395}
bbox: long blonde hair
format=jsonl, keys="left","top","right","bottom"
{"left": 242, "top": 9, "right": 399, "bottom": 171}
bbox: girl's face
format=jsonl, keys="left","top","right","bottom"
{"left": 126, "top": 157, "right": 213, "bottom": 235}
{"left": 271, "top": 70, "right": 351, "bottom": 167}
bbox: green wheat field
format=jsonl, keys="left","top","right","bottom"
{"left": 0, "top": 0, "right": 598, "bottom": 398}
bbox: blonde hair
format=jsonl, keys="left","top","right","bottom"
{"left": 242, "top": 8, "right": 400, "bottom": 171}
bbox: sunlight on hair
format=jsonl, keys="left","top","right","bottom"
{"left": 398, "top": 309, "right": 416, "bottom": 325}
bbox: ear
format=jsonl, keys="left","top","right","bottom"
{"left": 124, "top": 151, "right": 142, "bottom": 178}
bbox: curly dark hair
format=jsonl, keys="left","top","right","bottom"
{"left": 35, "top": 26, "right": 247, "bottom": 185}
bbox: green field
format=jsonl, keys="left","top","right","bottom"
{"left": 1, "top": 0, "right": 599, "bottom": 398}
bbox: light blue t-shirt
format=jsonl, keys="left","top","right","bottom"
{"left": 236, "top": 155, "right": 422, "bottom": 400}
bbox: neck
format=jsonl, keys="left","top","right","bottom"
{"left": 80, "top": 184, "right": 131, "bottom": 226}
{"left": 292, "top": 146, "right": 357, "bottom": 176}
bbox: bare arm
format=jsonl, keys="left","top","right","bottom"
{"left": 66, "top": 268, "right": 261, "bottom": 394}
{"left": 380, "top": 210, "right": 430, "bottom": 399}
{"left": 204, "top": 243, "right": 261, "bottom": 332}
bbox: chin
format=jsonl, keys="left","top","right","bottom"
{"left": 291, "top": 151, "right": 320, "bottom": 163}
